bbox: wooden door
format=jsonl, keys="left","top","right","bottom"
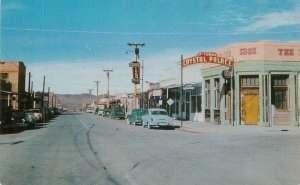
{"left": 244, "top": 94, "right": 259, "bottom": 125}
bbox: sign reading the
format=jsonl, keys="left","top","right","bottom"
{"left": 278, "top": 49, "right": 294, "bottom": 56}
{"left": 182, "top": 52, "right": 233, "bottom": 68}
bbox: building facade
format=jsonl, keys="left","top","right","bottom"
{"left": 201, "top": 41, "right": 300, "bottom": 126}
{"left": 159, "top": 64, "right": 203, "bottom": 121}
{"left": 0, "top": 61, "right": 26, "bottom": 110}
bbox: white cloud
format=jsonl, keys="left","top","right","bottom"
{"left": 26, "top": 49, "right": 195, "bottom": 95}
{"left": 237, "top": 6, "right": 300, "bottom": 32}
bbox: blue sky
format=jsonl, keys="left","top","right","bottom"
{"left": 1, "top": 0, "right": 300, "bottom": 94}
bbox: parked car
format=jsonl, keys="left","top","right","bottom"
{"left": 142, "top": 108, "right": 173, "bottom": 129}
{"left": 97, "top": 108, "right": 104, "bottom": 116}
{"left": 109, "top": 107, "right": 126, "bottom": 119}
{"left": 0, "top": 109, "right": 35, "bottom": 129}
{"left": 86, "top": 107, "right": 94, "bottom": 113}
{"left": 27, "top": 109, "right": 42, "bottom": 122}
{"left": 102, "top": 109, "right": 110, "bottom": 117}
{"left": 24, "top": 110, "right": 37, "bottom": 127}
{"left": 127, "top": 108, "right": 148, "bottom": 126}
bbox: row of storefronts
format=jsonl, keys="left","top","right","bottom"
{"left": 153, "top": 41, "right": 300, "bottom": 127}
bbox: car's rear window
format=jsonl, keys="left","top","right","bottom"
{"left": 136, "top": 109, "right": 147, "bottom": 114}
{"left": 151, "top": 110, "right": 167, "bottom": 115}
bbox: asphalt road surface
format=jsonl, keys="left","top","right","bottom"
{"left": 0, "top": 112, "right": 299, "bottom": 185}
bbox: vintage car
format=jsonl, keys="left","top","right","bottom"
{"left": 86, "top": 107, "right": 94, "bottom": 113}
{"left": 27, "top": 109, "right": 43, "bottom": 122}
{"left": 142, "top": 108, "right": 173, "bottom": 129}
{"left": 109, "top": 107, "right": 126, "bottom": 119}
{"left": 97, "top": 108, "right": 104, "bottom": 116}
{"left": 0, "top": 109, "right": 36, "bottom": 129}
{"left": 127, "top": 108, "right": 148, "bottom": 126}
{"left": 102, "top": 109, "right": 111, "bottom": 117}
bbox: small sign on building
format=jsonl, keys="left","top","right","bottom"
{"left": 167, "top": 98, "right": 174, "bottom": 105}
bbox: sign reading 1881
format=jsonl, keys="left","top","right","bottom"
{"left": 183, "top": 52, "right": 234, "bottom": 67}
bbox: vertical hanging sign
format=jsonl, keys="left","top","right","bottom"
{"left": 131, "top": 62, "right": 140, "bottom": 84}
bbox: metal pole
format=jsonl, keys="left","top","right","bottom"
{"left": 52, "top": 92, "right": 54, "bottom": 108}
{"left": 134, "top": 53, "right": 138, "bottom": 108}
{"left": 42, "top": 75, "right": 45, "bottom": 123}
{"left": 47, "top": 87, "right": 50, "bottom": 108}
{"left": 94, "top": 81, "right": 100, "bottom": 105}
{"left": 142, "top": 60, "right": 144, "bottom": 109}
{"left": 103, "top": 70, "right": 113, "bottom": 108}
{"left": 128, "top": 43, "right": 145, "bottom": 109}
{"left": 27, "top": 72, "right": 31, "bottom": 109}
{"left": 180, "top": 55, "right": 183, "bottom": 127}
{"left": 231, "top": 61, "right": 235, "bottom": 126}
{"left": 107, "top": 72, "right": 109, "bottom": 109}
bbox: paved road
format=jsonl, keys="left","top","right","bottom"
{"left": 0, "top": 112, "right": 299, "bottom": 185}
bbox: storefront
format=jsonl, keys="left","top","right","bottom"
{"left": 160, "top": 65, "right": 204, "bottom": 121}
{"left": 200, "top": 41, "right": 300, "bottom": 126}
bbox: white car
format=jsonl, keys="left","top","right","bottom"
{"left": 86, "top": 107, "right": 94, "bottom": 113}
{"left": 142, "top": 108, "right": 173, "bottom": 129}
{"left": 97, "top": 109, "right": 104, "bottom": 116}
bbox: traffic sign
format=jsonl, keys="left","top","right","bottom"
{"left": 167, "top": 98, "right": 174, "bottom": 105}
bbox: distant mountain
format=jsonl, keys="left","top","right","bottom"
{"left": 56, "top": 93, "right": 98, "bottom": 111}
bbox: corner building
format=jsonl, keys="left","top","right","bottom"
{"left": 202, "top": 41, "right": 300, "bottom": 126}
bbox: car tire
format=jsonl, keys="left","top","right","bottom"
{"left": 134, "top": 122, "right": 137, "bottom": 126}
{"left": 27, "top": 123, "right": 34, "bottom": 129}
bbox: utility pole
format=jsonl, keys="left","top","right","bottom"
{"left": 141, "top": 60, "right": 144, "bottom": 109}
{"left": 42, "top": 75, "right": 45, "bottom": 123}
{"left": 128, "top": 43, "right": 145, "bottom": 109}
{"left": 27, "top": 72, "right": 31, "bottom": 109}
{"left": 103, "top": 70, "right": 113, "bottom": 108}
{"left": 52, "top": 92, "right": 54, "bottom": 108}
{"left": 94, "top": 81, "right": 100, "bottom": 105}
{"left": 87, "top": 89, "right": 93, "bottom": 99}
{"left": 48, "top": 87, "right": 50, "bottom": 108}
{"left": 87, "top": 89, "right": 93, "bottom": 109}
{"left": 28, "top": 72, "right": 31, "bottom": 94}
{"left": 180, "top": 55, "right": 183, "bottom": 127}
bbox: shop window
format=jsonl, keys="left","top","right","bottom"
{"left": 241, "top": 76, "right": 259, "bottom": 87}
{"left": 271, "top": 75, "right": 288, "bottom": 109}
{"left": 205, "top": 80, "right": 210, "bottom": 108}
{"left": 197, "top": 95, "right": 202, "bottom": 112}
{"left": 190, "top": 84, "right": 202, "bottom": 113}
{"left": 214, "top": 78, "right": 220, "bottom": 109}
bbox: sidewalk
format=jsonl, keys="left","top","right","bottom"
{"left": 173, "top": 119, "right": 300, "bottom": 134}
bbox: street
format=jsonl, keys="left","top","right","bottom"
{"left": 0, "top": 112, "right": 299, "bottom": 185}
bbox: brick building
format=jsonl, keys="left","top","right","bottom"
{"left": 0, "top": 61, "right": 26, "bottom": 110}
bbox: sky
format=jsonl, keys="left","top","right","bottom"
{"left": 1, "top": 0, "right": 300, "bottom": 95}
